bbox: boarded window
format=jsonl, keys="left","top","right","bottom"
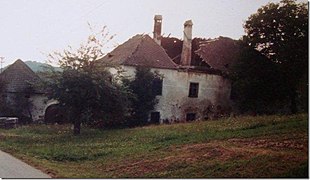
{"left": 152, "top": 78, "right": 163, "bottom": 96}
{"left": 186, "top": 113, "right": 196, "bottom": 121}
{"left": 150, "top": 112, "right": 160, "bottom": 124}
{"left": 188, "top": 82, "right": 199, "bottom": 98}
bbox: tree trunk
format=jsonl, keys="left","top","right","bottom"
{"left": 290, "top": 90, "right": 298, "bottom": 114}
{"left": 73, "top": 119, "right": 81, "bottom": 135}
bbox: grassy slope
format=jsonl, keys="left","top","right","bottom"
{"left": 0, "top": 114, "right": 308, "bottom": 178}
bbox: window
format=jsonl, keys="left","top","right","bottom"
{"left": 186, "top": 113, "right": 196, "bottom": 121}
{"left": 188, "top": 82, "right": 199, "bottom": 98}
{"left": 150, "top": 112, "right": 160, "bottom": 124}
{"left": 152, "top": 78, "right": 163, "bottom": 96}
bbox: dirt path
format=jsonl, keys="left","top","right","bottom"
{"left": 102, "top": 134, "right": 308, "bottom": 177}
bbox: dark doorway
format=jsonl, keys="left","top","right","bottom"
{"left": 186, "top": 113, "right": 196, "bottom": 121}
{"left": 44, "top": 104, "right": 67, "bottom": 124}
{"left": 150, "top": 112, "right": 160, "bottom": 124}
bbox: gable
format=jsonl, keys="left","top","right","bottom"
{"left": 0, "top": 59, "right": 42, "bottom": 93}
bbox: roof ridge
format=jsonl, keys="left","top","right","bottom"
{"left": 123, "top": 34, "right": 144, "bottom": 65}
{"left": 140, "top": 35, "right": 178, "bottom": 68}
{"left": 148, "top": 36, "right": 179, "bottom": 67}
{"left": 132, "top": 35, "right": 144, "bottom": 56}
{"left": 100, "top": 34, "right": 178, "bottom": 69}
{"left": 2, "top": 59, "right": 39, "bottom": 78}
{"left": 0, "top": 59, "right": 42, "bottom": 93}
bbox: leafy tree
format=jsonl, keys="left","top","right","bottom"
{"left": 230, "top": 42, "right": 287, "bottom": 114}
{"left": 126, "top": 67, "right": 161, "bottom": 126}
{"left": 45, "top": 26, "right": 130, "bottom": 135}
{"left": 243, "top": 0, "right": 308, "bottom": 113}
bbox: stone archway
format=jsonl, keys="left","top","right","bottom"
{"left": 44, "top": 100, "right": 68, "bottom": 124}
{"left": 43, "top": 100, "right": 59, "bottom": 114}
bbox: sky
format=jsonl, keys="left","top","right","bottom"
{"left": 0, "top": 0, "right": 307, "bottom": 67}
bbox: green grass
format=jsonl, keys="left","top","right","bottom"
{"left": 0, "top": 114, "right": 308, "bottom": 178}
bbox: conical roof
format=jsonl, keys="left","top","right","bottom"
{"left": 0, "top": 59, "right": 41, "bottom": 93}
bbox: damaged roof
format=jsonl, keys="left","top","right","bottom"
{"left": 0, "top": 59, "right": 42, "bottom": 93}
{"left": 161, "top": 37, "right": 209, "bottom": 67}
{"left": 195, "top": 37, "right": 241, "bottom": 72}
{"left": 99, "top": 34, "right": 178, "bottom": 69}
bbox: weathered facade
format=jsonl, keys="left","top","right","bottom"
{"left": 1, "top": 15, "right": 235, "bottom": 124}
{"left": 0, "top": 60, "right": 48, "bottom": 121}
{"left": 100, "top": 15, "right": 232, "bottom": 123}
{"left": 117, "top": 66, "right": 231, "bottom": 123}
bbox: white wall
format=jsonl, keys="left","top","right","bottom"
{"left": 28, "top": 65, "right": 231, "bottom": 123}
{"left": 3, "top": 93, "right": 48, "bottom": 121}
{"left": 29, "top": 94, "right": 48, "bottom": 121}
{"left": 114, "top": 66, "right": 231, "bottom": 123}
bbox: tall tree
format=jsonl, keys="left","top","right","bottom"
{"left": 231, "top": 41, "right": 287, "bottom": 114}
{"left": 244, "top": 0, "right": 308, "bottom": 113}
{"left": 45, "top": 26, "right": 130, "bottom": 134}
{"left": 125, "top": 67, "right": 161, "bottom": 126}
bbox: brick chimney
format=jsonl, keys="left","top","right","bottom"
{"left": 180, "top": 20, "right": 193, "bottom": 66}
{"left": 153, "top": 15, "right": 162, "bottom": 45}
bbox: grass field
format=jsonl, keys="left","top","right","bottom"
{"left": 0, "top": 114, "right": 308, "bottom": 178}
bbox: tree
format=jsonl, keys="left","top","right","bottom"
{"left": 230, "top": 41, "right": 287, "bottom": 114}
{"left": 45, "top": 26, "right": 130, "bottom": 135}
{"left": 126, "top": 67, "right": 161, "bottom": 126}
{"left": 244, "top": 0, "right": 308, "bottom": 113}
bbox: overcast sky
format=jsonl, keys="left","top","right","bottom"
{"left": 0, "top": 0, "right": 307, "bottom": 67}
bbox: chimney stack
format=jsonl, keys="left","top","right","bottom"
{"left": 180, "top": 20, "right": 193, "bottom": 66}
{"left": 153, "top": 15, "right": 162, "bottom": 45}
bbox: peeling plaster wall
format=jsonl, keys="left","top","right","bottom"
{"left": 3, "top": 93, "right": 48, "bottom": 121}
{"left": 30, "top": 94, "right": 48, "bottom": 121}
{"left": 115, "top": 66, "right": 231, "bottom": 123}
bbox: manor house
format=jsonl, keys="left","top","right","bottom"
{"left": 1, "top": 15, "right": 233, "bottom": 124}
{"left": 98, "top": 15, "right": 232, "bottom": 123}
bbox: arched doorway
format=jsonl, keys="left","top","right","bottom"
{"left": 44, "top": 104, "right": 68, "bottom": 124}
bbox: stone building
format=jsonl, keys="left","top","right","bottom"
{"left": 99, "top": 15, "right": 232, "bottom": 123}
{"left": 0, "top": 59, "right": 48, "bottom": 121}
{"left": 0, "top": 15, "right": 235, "bottom": 124}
